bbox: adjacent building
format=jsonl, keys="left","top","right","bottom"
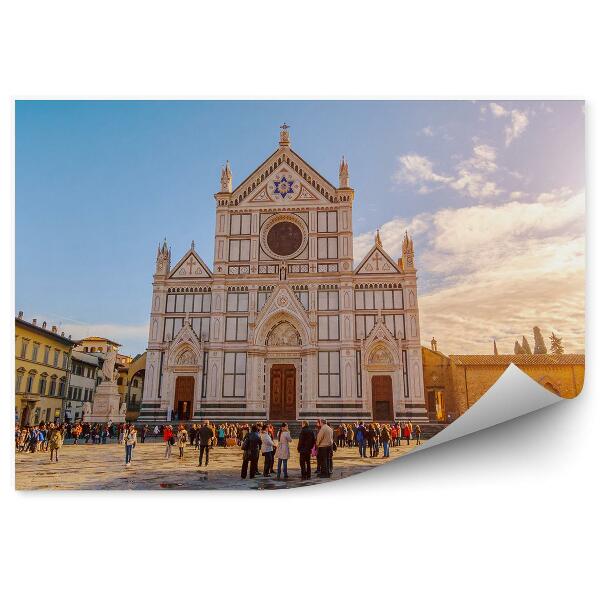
{"left": 139, "top": 126, "right": 427, "bottom": 423}
{"left": 422, "top": 341, "right": 585, "bottom": 422}
{"left": 15, "top": 313, "right": 77, "bottom": 425}
{"left": 65, "top": 351, "right": 101, "bottom": 421}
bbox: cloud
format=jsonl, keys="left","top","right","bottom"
{"left": 489, "top": 102, "right": 530, "bottom": 146}
{"left": 354, "top": 191, "right": 585, "bottom": 355}
{"left": 420, "top": 125, "right": 434, "bottom": 137}
{"left": 393, "top": 145, "right": 501, "bottom": 199}
{"left": 31, "top": 317, "right": 149, "bottom": 356}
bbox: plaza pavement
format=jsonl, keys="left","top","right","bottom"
{"left": 15, "top": 438, "right": 420, "bottom": 490}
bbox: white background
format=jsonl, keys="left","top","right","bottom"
{"left": 0, "top": 2, "right": 597, "bottom": 597}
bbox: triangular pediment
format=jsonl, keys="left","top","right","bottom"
{"left": 168, "top": 249, "right": 213, "bottom": 280}
{"left": 167, "top": 321, "right": 203, "bottom": 367}
{"left": 232, "top": 147, "right": 338, "bottom": 206}
{"left": 354, "top": 245, "right": 400, "bottom": 275}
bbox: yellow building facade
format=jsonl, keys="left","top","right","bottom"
{"left": 15, "top": 314, "right": 77, "bottom": 426}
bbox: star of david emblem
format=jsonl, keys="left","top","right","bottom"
{"left": 273, "top": 176, "right": 295, "bottom": 199}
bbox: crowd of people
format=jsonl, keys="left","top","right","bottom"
{"left": 16, "top": 418, "right": 422, "bottom": 479}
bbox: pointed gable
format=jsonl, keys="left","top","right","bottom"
{"left": 168, "top": 249, "right": 212, "bottom": 280}
{"left": 232, "top": 146, "right": 339, "bottom": 206}
{"left": 354, "top": 245, "right": 400, "bottom": 275}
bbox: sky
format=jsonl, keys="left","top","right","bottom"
{"left": 15, "top": 100, "right": 585, "bottom": 356}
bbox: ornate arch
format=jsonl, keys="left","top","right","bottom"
{"left": 266, "top": 321, "right": 302, "bottom": 347}
{"left": 254, "top": 308, "right": 310, "bottom": 347}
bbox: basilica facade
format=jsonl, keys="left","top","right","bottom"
{"left": 139, "top": 127, "right": 426, "bottom": 424}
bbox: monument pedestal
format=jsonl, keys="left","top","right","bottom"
{"left": 84, "top": 381, "right": 125, "bottom": 423}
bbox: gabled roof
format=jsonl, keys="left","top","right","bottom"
{"left": 168, "top": 248, "right": 213, "bottom": 280}
{"left": 229, "top": 146, "right": 339, "bottom": 205}
{"left": 354, "top": 244, "right": 400, "bottom": 275}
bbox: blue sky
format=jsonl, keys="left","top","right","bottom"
{"left": 16, "top": 100, "right": 585, "bottom": 355}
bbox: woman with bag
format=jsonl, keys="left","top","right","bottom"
{"left": 164, "top": 424, "right": 174, "bottom": 458}
{"left": 274, "top": 422, "right": 292, "bottom": 480}
{"left": 124, "top": 425, "right": 137, "bottom": 466}
{"left": 177, "top": 424, "right": 188, "bottom": 459}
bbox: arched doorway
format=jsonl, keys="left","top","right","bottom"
{"left": 174, "top": 376, "right": 194, "bottom": 420}
{"left": 371, "top": 375, "right": 393, "bottom": 421}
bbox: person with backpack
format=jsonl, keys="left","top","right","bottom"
{"left": 197, "top": 420, "right": 213, "bottom": 466}
{"left": 260, "top": 424, "right": 275, "bottom": 477}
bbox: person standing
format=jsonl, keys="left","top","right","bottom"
{"left": 415, "top": 424, "right": 422, "bottom": 445}
{"left": 164, "top": 424, "right": 174, "bottom": 458}
{"left": 48, "top": 424, "right": 63, "bottom": 462}
{"left": 260, "top": 424, "right": 275, "bottom": 477}
{"left": 177, "top": 424, "right": 188, "bottom": 459}
{"left": 153, "top": 425, "right": 160, "bottom": 438}
{"left": 198, "top": 420, "right": 213, "bottom": 466}
{"left": 380, "top": 425, "right": 391, "bottom": 458}
{"left": 141, "top": 424, "right": 149, "bottom": 443}
{"left": 240, "top": 425, "right": 262, "bottom": 479}
{"left": 316, "top": 419, "right": 334, "bottom": 478}
{"left": 356, "top": 422, "right": 367, "bottom": 458}
{"left": 297, "top": 421, "right": 316, "bottom": 480}
{"left": 124, "top": 425, "right": 137, "bottom": 466}
{"left": 275, "top": 423, "right": 292, "bottom": 480}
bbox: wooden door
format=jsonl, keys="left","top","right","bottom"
{"left": 270, "top": 364, "right": 296, "bottom": 421}
{"left": 371, "top": 375, "right": 393, "bottom": 422}
{"left": 174, "top": 376, "right": 194, "bottom": 420}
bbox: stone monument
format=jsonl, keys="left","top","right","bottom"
{"left": 84, "top": 348, "right": 125, "bottom": 423}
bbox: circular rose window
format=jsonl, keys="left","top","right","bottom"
{"left": 266, "top": 221, "right": 303, "bottom": 257}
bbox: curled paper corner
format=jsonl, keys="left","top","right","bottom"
{"left": 414, "top": 364, "right": 566, "bottom": 453}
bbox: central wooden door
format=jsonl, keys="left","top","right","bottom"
{"left": 270, "top": 364, "right": 296, "bottom": 421}
{"left": 371, "top": 375, "right": 393, "bottom": 422}
{"left": 174, "top": 376, "right": 194, "bottom": 420}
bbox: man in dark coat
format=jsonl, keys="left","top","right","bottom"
{"left": 198, "top": 420, "right": 213, "bottom": 466}
{"left": 241, "top": 424, "right": 262, "bottom": 479}
{"left": 297, "top": 421, "right": 316, "bottom": 480}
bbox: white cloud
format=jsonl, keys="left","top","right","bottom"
{"left": 420, "top": 125, "right": 434, "bottom": 137}
{"left": 354, "top": 191, "right": 585, "bottom": 355}
{"left": 488, "top": 102, "right": 530, "bottom": 146}
{"left": 393, "top": 145, "right": 501, "bottom": 199}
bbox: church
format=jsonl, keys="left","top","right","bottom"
{"left": 139, "top": 126, "right": 427, "bottom": 424}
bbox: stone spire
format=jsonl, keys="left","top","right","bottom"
{"left": 279, "top": 123, "right": 290, "bottom": 147}
{"left": 375, "top": 228, "right": 382, "bottom": 247}
{"left": 156, "top": 237, "right": 171, "bottom": 275}
{"left": 402, "top": 230, "right": 415, "bottom": 269}
{"left": 220, "top": 160, "right": 232, "bottom": 193}
{"left": 339, "top": 156, "right": 349, "bottom": 187}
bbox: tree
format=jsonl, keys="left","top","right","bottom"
{"left": 533, "top": 326, "right": 548, "bottom": 354}
{"left": 514, "top": 340, "right": 524, "bottom": 354}
{"left": 549, "top": 332, "right": 565, "bottom": 355}
{"left": 493, "top": 339, "right": 499, "bottom": 355}
{"left": 521, "top": 336, "right": 532, "bottom": 354}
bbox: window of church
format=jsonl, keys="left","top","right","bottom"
{"left": 355, "top": 289, "right": 404, "bottom": 310}
{"left": 191, "top": 317, "right": 210, "bottom": 341}
{"left": 355, "top": 315, "right": 377, "bottom": 340}
{"left": 317, "top": 237, "right": 338, "bottom": 259}
{"left": 163, "top": 317, "right": 185, "bottom": 341}
{"left": 229, "top": 239, "right": 251, "bottom": 262}
{"left": 318, "top": 351, "right": 340, "bottom": 397}
{"left": 166, "top": 293, "right": 211, "bottom": 313}
{"left": 383, "top": 314, "right": 406, "bottom": 339}
{"left": 225, "top": 316, "right": 248, "bottom": 341}
{"left": 295, "top": 290, "right": 309, "bottom": 310}
{"left": 317, "top": 211, "right": 338, "bottom": 233}
{"left": 257, "top": 290, "right": 271, "bottom": 311}
{"left": 317, "top": 290, "right": 339, "bottom": 311}
{"left": 318, "top": 315, "right": 340, "bottom": 341}
{"left": 227, "top": 292, "right": 249, "bottom": 312}
{"left": 230, "top": 214, "right": 251, "bottom": 235}
{"left": 223, "top": 352, "right": 246, "bottom": 397}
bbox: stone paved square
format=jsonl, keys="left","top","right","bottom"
{"left": 15, "top": 438, "right": 421, "bottom": 490}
